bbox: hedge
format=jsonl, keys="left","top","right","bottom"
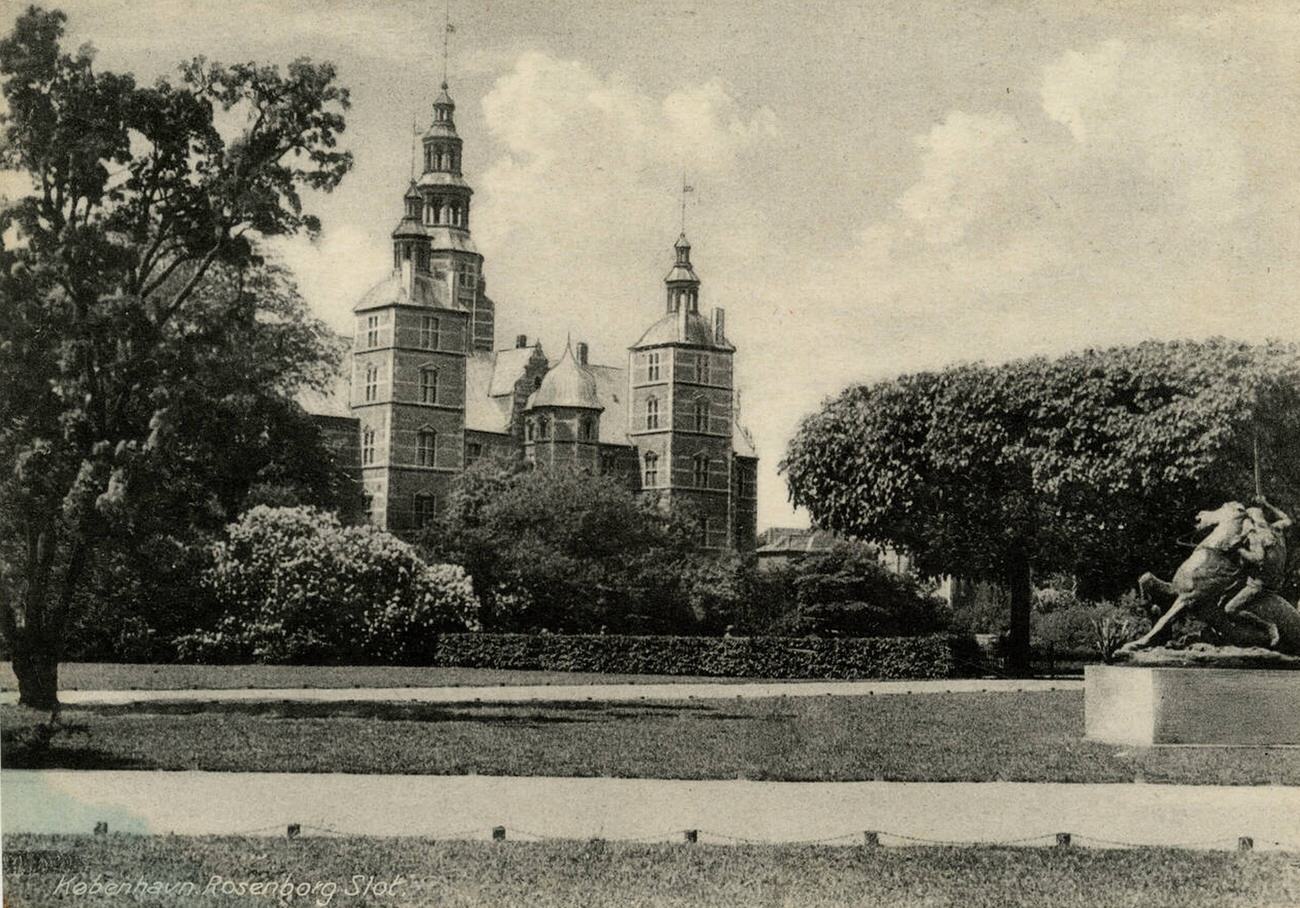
{"left": 432, "top": 633, "right": 973, "bottom": 680}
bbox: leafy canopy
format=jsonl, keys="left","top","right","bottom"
{"left": 782, "top": 339, "right": 1300, "bottom": 594}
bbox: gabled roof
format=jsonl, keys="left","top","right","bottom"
{"left": 488, "top": 346, "right": 543, "bottom": 396}
{"left": 465, "top": 353, "right": 514, "bottom": 433}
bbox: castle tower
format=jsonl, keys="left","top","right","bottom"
{"left": 352, "top": 81, "right": 494, "bottom": 532}
{"left": 394, "top": 82, "right": 496, "bottom": 353}
{"left": 628, "top": 234, "right": 736, "bottom": 550}
{"left": 524, "top": 340, "right": 604, "bottom": 472}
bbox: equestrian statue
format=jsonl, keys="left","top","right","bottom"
{"left": 1122, "top": 496, "right": 1300, "bottom": 657}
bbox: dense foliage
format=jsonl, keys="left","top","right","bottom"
{"left": 177, "top": 507, "right": 478, "bottom": 664}
{"left": 0, "top": 6, "right": 354, "bottom": 706}
{"left": 761, "top": 543, "right": 948, "bottom": 637}
{"left": 431, "top": 632, "right": 961, "bottom": 679}
{"left": 419, "top": 460, "right": 735, "bottom": 634}
{"left": 782, "top": 339, "right": 1300, "bottom": 675}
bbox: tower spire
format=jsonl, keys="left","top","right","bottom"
{"left": 410, "top": 115, "right": 418, "bottom": 180}
{"left": 442, "top": 0, "right": 453, "bottom": 88}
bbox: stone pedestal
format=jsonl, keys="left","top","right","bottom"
{"left": 1085, "top": 664, "right": 1300, "bottom": 746}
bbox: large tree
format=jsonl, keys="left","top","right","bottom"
{"left": 0, "top": 6, "right": 352, "bottom": 707}
{"left": 781, "top": 339, "right": 1300, "bottom": 676}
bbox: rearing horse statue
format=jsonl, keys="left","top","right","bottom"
{"left": 1126, "top": 500, "right": 1300, "bottom": 656}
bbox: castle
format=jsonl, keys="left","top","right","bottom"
{"left": 304, "top": 81, "right": 758, "bottom": 553}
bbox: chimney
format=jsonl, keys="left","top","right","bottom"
{"left": 576, "top": 342, "right": 589, "bottom": 366}
{"left": 515, "top": 334, "right": 528, "bottom": 349}
{"left": 712, "top": 307, "right": 726, "bottom": 343}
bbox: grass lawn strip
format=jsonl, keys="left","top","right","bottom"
{"left": 0, "top": 662, "right": 770, "bottom": 692}
{"left": 3, "top": 834, "right": 1296, "bottom": 908}
{"left": 5, "top": 692, "right": 1299, "bottom": 784}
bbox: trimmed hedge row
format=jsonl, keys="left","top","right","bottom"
{"left": 432, "top": 633, "right": 970, "bottom": 680}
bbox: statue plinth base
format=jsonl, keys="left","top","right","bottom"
{"left": 1085, "top": 664, "right": 1300, "bottom": 746}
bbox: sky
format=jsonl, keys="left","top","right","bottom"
{"left": 4, "top": 0, "right": 1300, "bottom": 529}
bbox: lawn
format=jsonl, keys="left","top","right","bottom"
{"left": 3, "top": 834, "right": 1296, "bottom": 908}
{"left": 5, "top": 692, "right": 1298, "bottom": 784}
{"left": 0, "top": 662, "right": 759, "bottom": 692}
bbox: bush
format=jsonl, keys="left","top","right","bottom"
{"left": 788, "top": 543, "right": 949, "bottom": 637}
{"left": 177, "top": 506, "right": 479, "bottom": 663}
{"left": 431, "top": 632, "right": 966, "bottom": 679}
{"left": 1032, "top": 591, "right": 1150, "bottom": 663}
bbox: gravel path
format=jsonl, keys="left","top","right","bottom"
{"left": 3, "top": 770, "right": 1292, "bottom": 850}
{"left": 0, "top": 677, "right": 1079, "bottom": 705}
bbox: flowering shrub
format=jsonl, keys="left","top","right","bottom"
{"left": 177, "top": 506, "right": 478, "bottom": 663}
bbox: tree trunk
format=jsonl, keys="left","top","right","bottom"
{"left": 3, "top": 525, "right": 72, "bottom": 712}
{"left": 1005, "top": 552, "right": 1033, "bottom": 678}
{"left": 12, "top": 633, "right": 60, "bottom": 711}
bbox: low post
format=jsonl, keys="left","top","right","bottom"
{"left": 492, "top": 826, "right": 507, "bottom": 842}
{"left": 286, "top": 824, "right": 300, "bottom": 839}
{"left": 683, "top": 829, "right": 698, "bottom": 844}
{"left": 862, "top": 831, "right": 880, "bottom": 848}
{"left": 1055, "top": 833, "right": 1072, "bottom": 848}
{"left": 1238, "top": 836, "right": 1253, "bottom": 852}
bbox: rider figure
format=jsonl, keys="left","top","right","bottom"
{"left": 1222, "top": 496, "right": 1293, "bottom": 646}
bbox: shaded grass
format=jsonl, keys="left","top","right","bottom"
{"left": 0, "top": 662, "right": 759, "bottom": 693}
{"left": 3, "top": 833, "right": 1297, "bottom": 908}
{"left": 5, "top": 692, "right": 1299, "bottom": 784}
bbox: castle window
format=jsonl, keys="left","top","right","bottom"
{"left": 739, "top": 467, "right": 755, "bottom": 498}
{"left": 646, "top": 397, "right": 660, "bottom": 430}
{"left": 417, "top": 429, "right": 437, "bottom": 467}
{"left": 424, "top": 147, "right": 432, "bottom": 172}
{"left": 364, "top": 365, "right": 379, "bottom": 403}
{"left": 580, "top": 416, "right": 597, "bottom": 441}
{"left": 362, "top": 427, "right": 376, "bottom": 465}
{"left": 466, "top": 441, "right": 483, "bottom": 463}
{"left": 413, "top": 494, "right": 437, "bottom": 528}
{"left": 698, "top": 354, "right": 710, "bottom": 385}
{"left": 692, "top": 453, "right": 710, "bottom": 488}
{"left": 420, "top": 367, "right": 438, "bottom": 405}
{"left": 416, "top": 247, "right": 430, "bottom": 272}
{"left": 694, "top": 398, "right": 708, "bottom": 433}
{"left": 526, "top": 419, "right": 535, "bottom": 442}
{"left": 699, "top": 517, "right": 710, "bottom": 547}
{"left": 643, "top": 452, "right": 659, "bottom": 487}
{"left": 421, "top": 317, "right": 439, "bottom": 350}
{"left": 538, "top": 414, "right": 551, "bottom": 439}
{"left": 405, "top": 195, "right": 421, "bottom": 219}
{"left": 647, "top": 352, "right": 661, "bottom": 382}
{"left": 366, "top": 315, "right": 380, "bottom": 349}
{"left": 458, "top": 260, "right": 477, "bottom": 290}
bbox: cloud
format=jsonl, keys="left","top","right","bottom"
{"left": 812, "top": 37, "right": 1263, "bottom": 369}
{"left": 477, "top": 51, "right": 777, "bottom": 252}
{"left": 267, "top": 226, "right": 391, "bottom": 334}
{"left": 468, "top": 50, "right": 779, "bottom": 380}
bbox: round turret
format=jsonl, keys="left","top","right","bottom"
{"left": 528, "top": 341, "right": 603, "bottom": 411}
